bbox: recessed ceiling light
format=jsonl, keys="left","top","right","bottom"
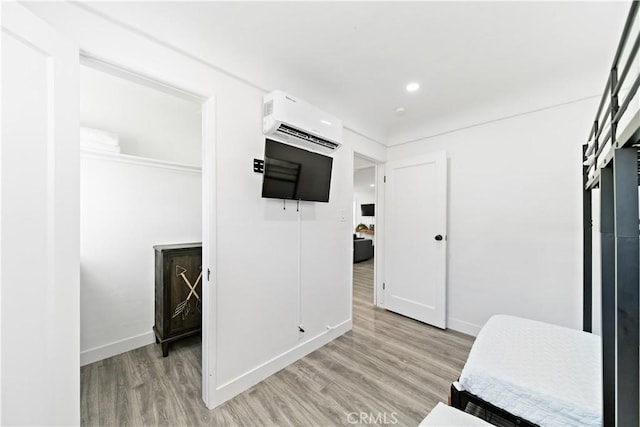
{"left": 395, "top": 107, "right": 406, "bottom": 115}
{"left": 370, "top": 184, "right": 375, "bottom": 188}
{"left": 406, "top": 82, "right": 420, "bottom": 92}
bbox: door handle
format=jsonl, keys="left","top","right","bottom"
{"left": 435, "top": 235, "right": 443, "bottom": 241}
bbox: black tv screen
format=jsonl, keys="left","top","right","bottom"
{"left": 262, "top": 139, "right": 333, "bottom": 202}
{"left": 361, "top": 204, "right": 375, "bottom": 216}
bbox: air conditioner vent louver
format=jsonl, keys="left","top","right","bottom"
{"left": 262, "top": 90, "right": 342, "bottom": 154}
{"left": 276, "top": 124, "right": 340, "bottom": 150}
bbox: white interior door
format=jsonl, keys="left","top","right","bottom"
{"left": 384, "top": 152, "right": 447, "bottom": 328}
{"left": 1, "top": 3, "right": 80, "bottom": 425}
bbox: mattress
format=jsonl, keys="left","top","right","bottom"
{"left": 458, "top": 315, "right": 602, "bottom": 427}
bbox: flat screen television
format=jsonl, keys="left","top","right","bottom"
{"left": 261, "top": 139, "right": 333, "bottom": 202}
{"left": 361, "top": 203, "right": 375, "bottom": 216}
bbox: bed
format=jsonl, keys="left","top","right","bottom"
{"left": 451, "top": 315, "right": 602, "bottom": 427}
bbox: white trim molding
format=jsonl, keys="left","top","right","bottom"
{"left": 80, "top": 331, "right": 155, "bottom": 366}
{"left": 207, "top": 319, "right": 352, "bottom": 408}
{"left": 448, "top": 317, "right": 482, "bottom": 337}
{"left": 81, "top": 148, "right": 202, "bottom": 174}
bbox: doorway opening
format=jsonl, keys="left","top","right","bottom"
{"left": 353, "top": 154, "right": 377, "bottom": 315}
{"left": 78, "top": 56, "right": 211, "bottom": 413}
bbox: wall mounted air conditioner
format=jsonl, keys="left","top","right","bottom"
{"left": 263, "top": 90, "right": 342, "bottom": 154}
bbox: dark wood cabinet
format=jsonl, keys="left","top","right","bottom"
{"left": 153, "top": 243, "right": 202, "bottom": 357}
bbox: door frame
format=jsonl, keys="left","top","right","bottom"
{"left": 2, "top": 3, "right": 80, "bottom": 423}
{"left": 78, "top": 53, "right": 218, "bottom": 407}
{"left": 353, "top": 152, "right": 386, "bottom": 308}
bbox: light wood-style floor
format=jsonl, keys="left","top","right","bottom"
{"left": 81, "top": 258, "right": 478, "bottom": 426}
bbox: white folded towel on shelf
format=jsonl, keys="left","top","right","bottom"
{"left": 80, "top": 127, "right": 121, "bottom": 153}
{"left": 80, "top": 140, "right": 121, "bottom": 153}
{"left": 80, "top": 127, "right": 119, "bottom": 145}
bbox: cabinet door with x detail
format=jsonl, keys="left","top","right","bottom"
{"left": 154, "top": 243, "right": 202, "bottom": 357}
{"left": 168, "top": 252, "right": 202, "bottom": 333}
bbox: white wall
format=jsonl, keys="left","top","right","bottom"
{"left": 388, "top": 98, "right": 597, "bottom": 335}
{"left": 212, "top": 88, "right": 358, "bottom": 393}
{"left": 18, "top": 1, "right": 603, "bottom": 416}
{"left": 80, "top": 65, "right": 201, "bottom": 165}
{"left": 25, "top": 1, "right": 387, "bottom": 409}
{"left": 80, "top": 155, "right": 201, "bottom": 364}
{"left": 2, "top": 4, "right": 79, "bottom": 424}
{"left": 79, "top": 65, "right": 202, "bottom": 364}
{"left": 354, "top": 192, "right": 376, "bottom": 228}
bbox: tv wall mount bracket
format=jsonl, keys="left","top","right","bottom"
{"left": 253, "top": 159, "right": 264, "bottom": 173}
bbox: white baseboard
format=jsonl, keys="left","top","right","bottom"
{"left": 206, "top": 319, "right": 352, "bottom": 409}
{"left": 80, "top": 331, "right": 155, "bottom": 366}
{"left": 447, "top": 317, "right": 482, "bottom": 337}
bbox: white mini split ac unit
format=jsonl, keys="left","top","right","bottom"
{"left": 262, "top": 90, "right": 343, "bottom": 154}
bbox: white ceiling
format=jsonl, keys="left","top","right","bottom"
{"left": 63, "top": 1, "right": 631, "bottom": 144}
{"left": 354, "top": 156, "right": 375, "bottom": 170}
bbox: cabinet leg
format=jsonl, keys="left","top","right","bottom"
{"left": 161, "top": 342, "right": 169, "bottom": 357}
{"left": 155, "top": 336, "right": 160, "bottom": 344}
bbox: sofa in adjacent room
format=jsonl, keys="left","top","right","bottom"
{"left": 353, "top": 238, "right": 374, "bottom": 263}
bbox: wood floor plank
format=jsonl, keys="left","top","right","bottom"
{"left": 80, "top": 361, "right": 100, "bottom": 426}
{"left": 81, "top": 257, "right": 477, "bottom": 426}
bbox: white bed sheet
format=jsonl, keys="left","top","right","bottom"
{"left": 458, "top": 315, "right": 602, "bottom": 427}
